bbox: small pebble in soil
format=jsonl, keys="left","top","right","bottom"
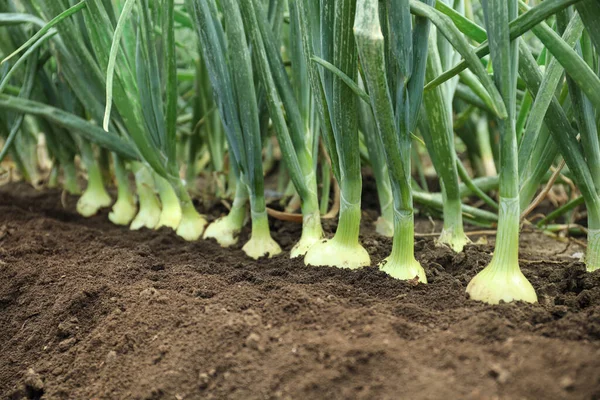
{"left": 150, "top": 263, "right": 165, "bottom": 271}
{"left": 106, "top": 350, "right": 117, "bottom": 364}
{"left": 488, "top": 363, "right": 510, "bottom": 384}
{"left": 245, "top": 332, "right": 265, "bottom": 352}
{"left": 194, "top": 289, "right": 215, "bottom": 299}
{"left": 140, "top": 287, "right": 159, "bottom": 297}
{"left": 198, "top": 372, "right": 210, "bottom": 390}
{"left": 23, "top": 368, "right": 44, "bottom": 399}
{"left": 560, "top": 376, "right": 575, "bottom": 391}
{"left": 58, "top": 338, "right": 76, "bottom": 352}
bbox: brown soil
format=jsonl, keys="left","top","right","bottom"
{"left": 1, "top": 182, "right": 600, "bottom": 400}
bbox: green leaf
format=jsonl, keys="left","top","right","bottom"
{"left": 103, "top": 0, "right": 136, "bottom": 131}
{"left": 186, "top": 0, "right": 247, "bottom": 172}
{"left": 164, "top": 0, "right": 177, "bottom": 162}
{"left": 238, "top": 0, "right": 310, "bottom": 202}
{"left": 576, "top": 0, "right": 600, "bottom": 51}
{"left": 0, "top": 30, "right": 56, "bottom": 93}
{"left": 482, "top": 0, "right": 519, "bottom": 199}
{"left": 407, "top": 0, "right": 433, "bottom": 133}
{"left": 421, "top": 30, "right": 466, "bottom": 214}
{"left": 0, "top": 13, "right": 46, "bottom": 28}
{"left": 220, "top": 0, "right": 263, "bottom": 190}
{"left": 434, "top": 1, "right": 487, "bottom": 43}
{"left": 291, "top": 0, "right": 340, "bottom": 180}
{"left": 1, "top": 1, "right": 86, "bottom": 64}
{"left": 409, "top": 0, "right": 507, "bottom": 119}
{"left": 426, "top": 0, "right": 582, "bottom": 91}
{"left": 0, "top": 48, "right": 38, "bottom": 163}
{"left": 355, "top": 0, "right": 412, "bottom": 207}
{"left": 518, "top": 42, "right": 600, "bottom": 214}
{"left": 518, "top": 13, "right": 584, "bottom": 182}
{"left": 0, "top": 94, "right": 138, "bottom": 159}
{"left": 525, "top": 7, "right": 600, "bottom": 114}
{"left": 311, "top": 56, "right": 370, "bottom": 103}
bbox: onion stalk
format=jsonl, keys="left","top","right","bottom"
{"left": 421, "top": 28, "right": 470, "bottom": 252}
{"left": 298, "top": 0, "right": 370, "bottom": 269}
{"left": 75, "top": 139, "right": 112, "bottom": 217}
{"left": 187, "top": 0, "right": 280, "bottom": 259}
{"left": 354, "top": 0, "right": 429, "bottom": 282}
{"left": 130, "top": 162, "right": 161, "bottom": 231}
{"left": 108, "top": 155, "right": 137, "bottom": 226}
{"left": 466, "top": 0, "right": 537, "bottom": 304}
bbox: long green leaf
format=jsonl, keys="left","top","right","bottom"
{"left": 525, "top": 7, "right": 600, "bottom": 113}
{"left": 426, "top": 0, "right": 583, "bottom": 90}
{"left": 103, "top": 0, "right": 136, "bottom": 131}
{"left": 434, "top": 1, "right": 486, "bottom": 43}
{"left": 164, "top": 0, "right": 177, "bottom": 162}
{"left": 1, "top": 1, "right": 86, "bottom": 64}
{"left": 518, "top": 42, "right": 600, "bottom": 213}
{"left": 220, "top": 0, "right": 262, "bottom": 191}
{"left": 0, "top": 48, "right": 38, "bottom": 162}
{"left": 409, "top": 0, "right": 507, "bottom": 119}
{"left": 0, "top": 30, "right": 56, "bottom": 93}
{"left": 238, "top": 0, "right": 309, "bottom": 200}
{"left": 0, "top": 94, "right": 138, "bottom": 159}
{"left": 421, "top": 31, "right": 464, "bottom": 217}
{"left": 312, "top": 56, "right": 370, "bottom": 102}
{"left": 186, "top": 0, "right": 246, "bottom": 172}
{"left": 0, "top": 13, "right": 46, "bottom": 28}
{"left": 355, "top": 0, "right": 412, "bottom": 207}
{"left": 575, "top": 0, "right": 600, "bottom": 51}
{"left": 292, "top": 0, "right": 340, "bottom": 180}
{"left": 483, "top": 0, "right": 519, "bottom": 199}
{"left": 518, "top": 14, "right": 584, "bottom": 182}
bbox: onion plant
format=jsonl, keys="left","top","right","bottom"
{"left": 420, "top": 29, "right": 470, "bottom": 252}
{"left": 108, "top": 154, "right": 137, "bottom": 225}
{"left": 354, "top": 0, "right": 429, "bottom": 281}
{"left": 239, "top": 0, "right": 323, "bottom": 258}
{"left": 296, "top": 0, "right": 370, "bottom": 269}
{"left": 466, "top": 0, "right": 537, "bottom": 304}
{"left": 97, "top": 0, "right": 209, "bottom": 240}
{"left": 75, "top": 138, "right": 113, "bottom": 217}
{"left": 186, "top": 0, "right": 281, "bottom": 259}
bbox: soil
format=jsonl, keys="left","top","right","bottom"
{"left": 1, "top": 182, "right": 600, "bottom": 400}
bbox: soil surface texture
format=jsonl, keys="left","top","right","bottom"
{"left": 1, "top": 182, "right": 600, "bottom": 400}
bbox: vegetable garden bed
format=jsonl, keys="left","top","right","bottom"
{"left": 1, "top": 182, "right": 599, "bottom": 400}
{"left": 3, "top": 0, "right": 600, "bottom": 398}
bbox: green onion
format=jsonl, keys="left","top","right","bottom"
{"left": 358, "top": 86, "right": 394, "bottom": 237}
{"left": 130, "top": 162, "right": 161, "bottom": 231}
{"left": 239, "top": 0, "right": 323, "bottom": 258}
{"left": 354, "top": 0, "right": 426, "bottom": 282}
{"left": 108, "top": 155, "right": 137, "bottom": 226}
{"left": 302, "top": 0, "right": 371, "bottom": 269}
{"left": 75, "top": 139, "right": 113, "bottom": 217}
{"left": 187, "top": 0, "right": 280, "bottom": 258}
{"left": 466, "top": 0, "right": 537, "bottom": 305}
{"left": 154, "top": 173, "right": 183, "bottom": 230}
{"left": 421, "top": 27, "right": 470, "bottom": 252}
